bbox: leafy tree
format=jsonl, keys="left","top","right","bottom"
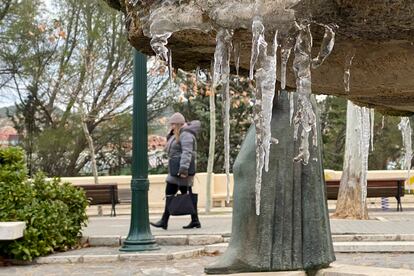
{"left": 1, "top": 0, "right": 176, "bottom": 177}
{"left": 320, "top": 96, "right": 347, "bottom": 170}
{"left": 320, "top": 95, "right": 406, "bottom": 171}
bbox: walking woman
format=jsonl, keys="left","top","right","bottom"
{"left": 150, "top": 112, "right": 201, "bottom": 230}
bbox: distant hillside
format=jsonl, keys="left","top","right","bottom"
{"left": 0, "top": 106, "right": 16, "bottom": 118}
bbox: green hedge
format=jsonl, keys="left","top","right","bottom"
{"left": 0, "top": 147, "right": 88, "bottom": 260}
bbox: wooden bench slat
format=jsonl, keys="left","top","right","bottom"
{"left": 76, "top": 184, "right": 119, "bottom": 216}
{"left": 325, "top": 179, "right": 404, "bottom": 211}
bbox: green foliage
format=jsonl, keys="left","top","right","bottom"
{"left": 173, "top": 72, "right": 254, "bottom": 173}
{"left": 320, "top": 96, "right": 347, "bottom": 170}
{"left": 0, "top": 147, "right": 88, "bottom": 261}
{"left": 320, "top": 96, "right": 405, "bottom": 170}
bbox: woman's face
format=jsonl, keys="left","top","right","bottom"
{"left": 170, "top": 123, "right": 181, "bottom": 132}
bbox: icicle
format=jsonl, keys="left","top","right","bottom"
{"left": 250, "top": 17, "right": 278, "bottom": 215}
{"left": 289, "top": 91, "right": 294, "bottom": 125}
{"left": 311, "top": 24, "right": 336, "bottom": 69}
{"left": 292, "top": 23, "right": 317, "bottom": 165}
{"left": 398, "top": 117, "right": 412, "bottom": 193}
{"left": 344, "top": 49, "right": 355, "bottom": 93}
{"left": 370, "top": 108, "right": 375, "bottom": 151}
{"left": 360, "top": 107, "right": 371, "bottom": 217}
{"left": 260, "top": 31, "right": 278, "bottom": 173}
{"left": 213, "top": 28, "right": 233, "bottom": 204}
{"left": 233, "top": 42, "right": 241, "bottom": 77}
{"left": 150, "top": 32, "right": 172, "bottom": 61}
{"left": 168, "top": 49, "right": 173, "bottom": 84}
{"left": 281, "top": 48, "right": 291, "bottom": 89}
{"left": 249, "top": 16, "right": 266, "bottom": 80}
{"left": 280, "top": 37, "right": 294, "bottom": 90}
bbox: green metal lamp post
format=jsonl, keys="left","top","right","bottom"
{"left": 120, "top": 49, "right": 159, "bottom": 252}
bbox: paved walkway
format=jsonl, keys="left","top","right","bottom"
{"left": 83, "top": 210, "right": 414, "bottom": 237}
{"left": 2, "top": 254, "right": 414, "bottom": 275}
{"left": 3, "top": 210, "right": 414, "bottom": 275}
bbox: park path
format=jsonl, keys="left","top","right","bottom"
{"left": 83, "top": 210, "right": 414, "bottom": 237}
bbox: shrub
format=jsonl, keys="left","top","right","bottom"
{"left": 0, "top": 147, "right": 88, "bottom": 260}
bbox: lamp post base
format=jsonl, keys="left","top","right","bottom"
{"left": 120, "top": 239, "right": 160, "bottom": 252}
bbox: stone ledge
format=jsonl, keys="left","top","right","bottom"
{"left": 84, "top": 234, "right": 414, "bottom": 248}
{"left": 317, "top": 263, "right": 414, "bottom": 276}
{"left": 188, "top": 235, "right": 224, "bottom": 245}
{"left": 332, "top": 234, "right": 414, "bottom": 242}
{"left": 211, "top": 263, "right": 414, "bottom": 276}
{"left": 91, "top": 234, "right": 226, "bottom": 247}
{"left": 33, "top": 247, "right": 204, "bottom": 264}
{"left": 0, "top": 222, "right": 26, "bottom": 240}
{"left": 333, "top": 241, "right": 414, "bottom": 253}
{"left": 206, "top": 241, "right": 414, "bottom": 254}
{"left": 87, "top": 235, "right": 121, "bottom": 246}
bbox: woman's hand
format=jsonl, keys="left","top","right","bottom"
{"left": 179, "top": 173, "right": 188, "bottom": 178}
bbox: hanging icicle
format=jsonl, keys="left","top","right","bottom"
{"left": 289, "top": 92, "right": 294, "bottom": 125}
{"left": 249, "top": 16, "right": 279, "bottom": 215}
{"left": 213, "top": 28, "right": 233, "bottom": 204}
{"left": 360, "top": 107, "right": 371, "bottom": 218}
{"left": 292, "top": 23, "right": 317, "bottom": 165}
{"left": 311, "top": 24, "right": 336, "bottom": 69}
{"left": 249, "top": 16, "right": 267, "bottom": 80}
{"left": 370, "top": 109, "right": 375, "bottom": 151}
{"left": 344, "top": 49, "right": 356, "bottom": 93}
{"left": 233, "top": 42, "right": 241, "bottom": 77}
{"left": 280, "top": 36, "right": 294, "bottom": 90}
{"left": 398, "top": 117, "right": 412, "bottom": 193}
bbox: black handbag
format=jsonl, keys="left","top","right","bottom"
{"left": 168, "top": 192, "right": 198, "bottom": 216}
{"left": 169, "top": 157, "right": 196, "bottom": 176}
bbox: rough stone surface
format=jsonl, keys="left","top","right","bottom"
{"left": 156, "top": 235, "right": 188, "bottom": 245}
{"left": 0, "top": 222, "right": 25, "bottom": 240}
{"left": 5, "top": 256, "right": 414, "bottom": 276}
{"left": 317, "top": 263, "right": 414, "bottom": 276}
{"left": 35, "top": 256, "right": 81, "bottom": 264}
{"left": 171, "top": 248, "right": 204, "bottom": 259}
{"left": 82, "top": 254, "right": 119, "bottom": 263}
{"left": 87, "top": 235, "right": 121, "bottom": 246}
{"left": 188, "top": 235, "right": 224, "bottom": 246}
{"left": 204, "top": 243, "right": 229, "bottom": 254}
{"left": 333, "top": 241, "right": 414, "bottom": 253}
{"left": 104, "top": 0, "right": 414, "bottom": 114}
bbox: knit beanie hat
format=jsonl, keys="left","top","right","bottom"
{"left": 168, "top": 112, "right": 185, "bottom": 124}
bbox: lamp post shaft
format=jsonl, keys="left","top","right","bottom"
{"left": 120, "top": 50, "right": 159, "bottom": 252}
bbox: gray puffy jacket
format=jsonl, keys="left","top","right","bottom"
{"left": 165, "top": 120, "right": 201, "bottom": 187}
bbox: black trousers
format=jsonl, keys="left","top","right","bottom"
{"left": 165, "top": 182, "right": 192, "bottom": 196}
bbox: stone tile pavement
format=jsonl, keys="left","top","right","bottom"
{"left": 2, "top": 253, "right": 414, "bottom": 276}
{"left": 83, "top": 211, "right": 414, "bottom": 237}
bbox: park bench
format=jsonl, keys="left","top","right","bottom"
{"left": 76, "top": 184, "right": 119, "bottom": 216}
{"left": 325, "top": 178, "right": 405, "bottom": 211}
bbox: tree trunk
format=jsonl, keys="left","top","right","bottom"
{"left": 81, "top": 118, "right": 99, "bottom": 185}
{"left": 206, "top": 85, "right": 216, "bottom": 214}
{"left": 332, "top": 101, "right": 370, "bottom": 219}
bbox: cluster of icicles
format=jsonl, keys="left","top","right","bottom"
{"left": 131, "top": 0, "right": 412, "bottom": 214}
{"left": 131, "top": 0, "right": 337, "bottom": 215}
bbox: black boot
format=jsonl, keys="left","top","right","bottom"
{"left": 183, "top": 214, "right": 201, "bottom": 229}
{"left": 151, "top": 196, "right": 171, "bottom": 230}
{"left": 183, "top": 193, "right": 201, "bottom": 229}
